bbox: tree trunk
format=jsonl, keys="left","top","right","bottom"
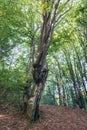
{"left": 27, "top": 59, "right": 48, "bottom": 122}
{"left": 73, "top": 43, "right": 87, "bottom": 94}
{"left": 55, "top": 57, "right": 66, "bottom": 106}
{"left": 63, "top": 50, "right": 78, "bottom": 97}
{"left": 23, "top": 34, "right": 35, "bottom": 114}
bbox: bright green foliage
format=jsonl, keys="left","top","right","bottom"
{"left": 0, "top": 0, "right": 87, "bottom": 111}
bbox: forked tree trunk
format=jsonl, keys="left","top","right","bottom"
{"left": 26, "top": 0, "right": 72, "bottom": 124}
{"left": 26, "top": 0, "right": 60, "bottom": 122}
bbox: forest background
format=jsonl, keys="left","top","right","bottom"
{"left": 0, "top": 0, "right": 87, "bottom": 115}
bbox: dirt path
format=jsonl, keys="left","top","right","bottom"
{"left": 0, "top": 104, "right": 87, "bottom": 130}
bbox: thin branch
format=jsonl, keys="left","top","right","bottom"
{"left": 55, "top": 7, "right": 72, "bottom": 26}
{"left": 50, "top": 0, "right": 61, "bottom": 25}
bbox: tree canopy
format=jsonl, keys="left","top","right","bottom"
{"left": 0, "top": 0, "right": 87, "bottom": 123}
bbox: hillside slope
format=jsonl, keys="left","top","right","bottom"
{"left": 0, "top": 104, "right": 87, "bottom": 130}
{"left": 30, "top": 105, "right": 87, "bottom": 130}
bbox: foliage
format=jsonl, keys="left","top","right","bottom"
{"left": 0, "top": 0, "right": 87, "bottom": 111}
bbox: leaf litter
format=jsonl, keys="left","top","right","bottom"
{"left": 0, "top": 104, "right": 87, "bottom": 130}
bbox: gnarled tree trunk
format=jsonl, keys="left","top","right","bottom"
{"left": 27, "top": 48, "right": 48, "bottom": 122}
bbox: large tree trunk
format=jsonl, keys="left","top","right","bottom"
{"left": 27, "top": 56, "right": 48, "bottom": 122}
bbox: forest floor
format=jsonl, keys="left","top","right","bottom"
{"left": 0, "top": 103, "right": 87, "bottom": 130}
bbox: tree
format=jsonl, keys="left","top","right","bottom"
{"left": 27, "top": 0, "right": 73, "bottom": 123}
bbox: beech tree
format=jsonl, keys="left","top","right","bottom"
{"left": 27, "top": 0, "right": 73, "bottom": 123}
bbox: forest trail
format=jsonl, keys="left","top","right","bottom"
{"left": 0, "top": 104, "right": 87, "bottom": 130}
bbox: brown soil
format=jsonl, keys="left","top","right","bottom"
{"left": 0, "top": 104, "right": 87, "bottom": 130}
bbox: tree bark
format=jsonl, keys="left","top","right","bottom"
{"left": 73, "top": 43, "right": 87, "bottom": 95}
{"left": 23, "top": 34, "right": 35, "bottom": 114}
{"left": 63, "top": 50, "right": 78, "bottom": 98}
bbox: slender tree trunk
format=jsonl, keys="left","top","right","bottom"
{"left": 29, "top": 36, "right": 35, "bottom": 74}
{"left": 63, "top": 50, "right": 78, "bottom": 98}
{"left": 55, "top": 57, "right": 66, "bottom": 106}
{"left": 23, "top": 35, "right": 35, "bottom": 114}
{"left": 73, "top": 43, "right": 87, "bottom": 94}
{"left": 53, "top": 58, "right": 62, "bottom": 106}
{"left": 73, "top": 56, "right": 81, "bottom": 90}
{"left": 62, "top": 85, "right": 67, "bottom": 106}
{"left": 55, "top": 74, "right": 62, "bottom": 106}
{"left": 77, "top": 28, "right": 87, "bottom": 63}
